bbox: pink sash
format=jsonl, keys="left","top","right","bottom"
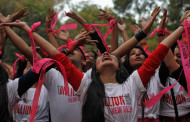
{"left": 27, "top": 22, "right": 69, "bottom": 122}
{"left": 51, "top": 11, "right": 78, "bottom": 34}
{"left": 177, "top": 20, "right": 190, "bottom": 98}
{"left": 149, "top": 28, "right": 171, "bottom": 37}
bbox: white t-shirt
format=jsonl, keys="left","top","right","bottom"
{"left": 12, "top": 85, "right": 49, "bottom": 122}
{"left": 160, "top": 77, "right": 190, "bottom": 117}
{"left": 44, "top": 68, "right": 81, "bottom": 122}
{"left": 7, "top": 79, "right": 21, "bottom": 114}
{"left": 77, "top": 69, "right": 146, "bottom": 122}
{"left": 137, "top": 69, "right": 164, "bottom": 119}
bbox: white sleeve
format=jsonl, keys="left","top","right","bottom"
{"left": 44, "top": 68, "right": 62, "bottom": 90}
{"left": 7, "top": 79, "right": 21, "bottom": 112}
{"left": 123, "top": 70, "right": 146, "bottom": 97}
{"left": 77, "top": 69, "right": 92, "bottom": 98}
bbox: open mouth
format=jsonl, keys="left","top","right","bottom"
{"left": 102, "top": 55, "right": 112, "bottom": 62}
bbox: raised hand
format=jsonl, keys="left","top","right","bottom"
{"left": 130, "top": 25, "right": 140, "bottom": 34}
{"left": 10, "top": 7, "right": 30, "bottom": 22}
{"left": 117, "top": 18, "right": 126, "bottom": 32}
{"left": 74, "top": 30, "right": 97, "bottom": 46}
{"left": 66, "top": 12, "right": 87, "bottom": 26}
{"left": 46, "top": 8, "right": 56, "bottom": 28}
{"left": 54, "top": 30, "right": 70, "bottom": 42}
{"left": 0, "top": 13, "right": 11, "bottom": 23}
{"left": 98, "top": 9, "right": 114, "bottom": 22}
{"left": 142, "top": 7, "right": 161, "bottom": 34}
{"left": 159, "top": 8, "right": 169, "bottom": 29}
{"left": 180, "top": 10, "right": 190, "bottom": 23}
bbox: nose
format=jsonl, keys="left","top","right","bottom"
{"left": 103, "top": 52, "right": 109, "bottom": 56}
{"left": 135, "top": 52, "right": 140, "bottom": 56}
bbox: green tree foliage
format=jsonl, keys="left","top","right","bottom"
{"left": 0, "top": 0, "right": 56, "bottom": 64}
{"left": 166, "top": 0, "right": 190, "bottom": 30}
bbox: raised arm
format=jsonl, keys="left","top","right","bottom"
{"left": 46, "top": 8, "right": 59, "bottom": 48}
{"left": 98, "top": 9, "right": 118, "bottom": 52}
{"left": 117, "top": 18, "right": 129, "bottom": 42}
{"left": 112, "top": 7, "right": 161, "bottom": 57}
{"left": 0, "top": 24, "right": 6, "bottom": 55}
{"left": 137, "top": 10, "right": 190, "bottom": 87}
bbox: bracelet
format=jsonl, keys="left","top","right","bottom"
{"left": 83, "top": 24, "right": 93, "bottom": 31}
{"left": 135, "top": 29, "right": 147, "bottom": 42}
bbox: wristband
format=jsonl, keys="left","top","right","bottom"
{"left": 135, "top": 29, "right": 147, "bottom": 42}
{"left": 83, "top": 24, "right": 93, "bottom": 31}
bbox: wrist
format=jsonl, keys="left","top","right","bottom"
{"left": 135, "top": 29, "right": 147, "bottom": 42}
{"left": 22, "top": 25, "right": 31, "bottom": 32}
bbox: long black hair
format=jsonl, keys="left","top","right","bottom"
{"left": 82, "top": 55, "right": 129, "bottom": 122}
{"left": 123, "top": 46, "right": 148, "bottom": 75}
{"left": 0, "top": 63, "right": 13, "bottom": 122}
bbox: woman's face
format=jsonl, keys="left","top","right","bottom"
{"left": 174, "top": 47, "right": 182, "bottom": 65}
{"left": 96, "top": 52, "right": 119, "bottom": 73}
{"left": 129, "top": 48, "right": 146, "bottom": 69}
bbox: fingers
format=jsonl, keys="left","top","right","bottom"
{"left": 130, "top": 25, "right": 140, "bottom": 34}
{"left": 142, "top": 17, "right": 145, "bottom": 22}
{"left": 151, "top": 7, "right": 161, "bottom": 17}
{"left": 121, "top": 18, "right": 125, "bottom": 24}
{"left": 99, "top": 9, "right": 107, "bottom": 13}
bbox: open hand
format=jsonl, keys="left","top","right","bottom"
{"left": 54, "top": 30, "right": 70, "bottom": 42}
{"left": 159, "top": 8, "right": 169, "bottom": 29}
{"left": 75, "top": 30, "right": 97, "bottom": 46}
{"left": 117, "top": 18, "right": 126, "bottom": 32}
{"left": 46, "top": 8, "right": 56, "bottom": 28}
{"left": 10, "top": 7, "right": 30, "bottom": 22}
{"left": 142, "top": 7, "right": 161, "bottom": 34}
{"left": 130, "top": 25, "right": 140, "bottom": 34}
{"left": 0, "top": 13, "right": 11, "bottom": 23}
{"left": 98, "top": 9, "right": 114, "bottom": 22}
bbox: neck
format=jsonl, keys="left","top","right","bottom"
{"left": 132, "top": 64, "right": 142, "bottom": 71}
{"left": 99, "top": 68, "right": 117, "bottom": 84}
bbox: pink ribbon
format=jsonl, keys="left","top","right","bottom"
{"left": 143, "top": 45, "right": 151, "bottom": 56}
{"left": 177, "top": 20, "right": 190, "bottom": 98}
{"left": 89, "top": 19, "right": 117, "bottom": 53}
{"left": 51, "top": 11, "right": 78, "bottom": 34}
{"left": 51, "top": 11, "right": 60, "bottom": 30}
{"left": 144, "top": 69, "right": 183, "bottom": 108}
{"left": 149, "top": 28, "right": 171, "bottom": 37}
{"left": 144, "top": 21, "right": 190, "bottom": 108}
{"left": 27, "top": 22, "right": 69, "bottom": 122}
{"left": 0, "top": 51, "right": 2, "bottom": 55}
{"left": 12, "top": 53, "right": 26, "bottom": 80}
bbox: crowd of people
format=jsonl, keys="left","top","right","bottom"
{"left": 0, "top": 6, "right": 190, "bottom": 122}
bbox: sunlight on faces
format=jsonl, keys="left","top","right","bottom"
{"left": 129, "top": 48, "right": 146, "bottom": 69}
{"left": 96, "top": 52, "right": 119, "bottom": 73}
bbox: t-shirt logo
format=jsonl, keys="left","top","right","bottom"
{"left": 124, "top": 93, "right": 131, "bottom": 105}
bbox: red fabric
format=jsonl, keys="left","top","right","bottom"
{"left": 137, "top": 44, "right": 169, "bottom": 87}
{"left": 83, "top": 24, "right": 93, "bottom": 31}
{"left": 52, "top": 53, "right": 84, "bottom": 91}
